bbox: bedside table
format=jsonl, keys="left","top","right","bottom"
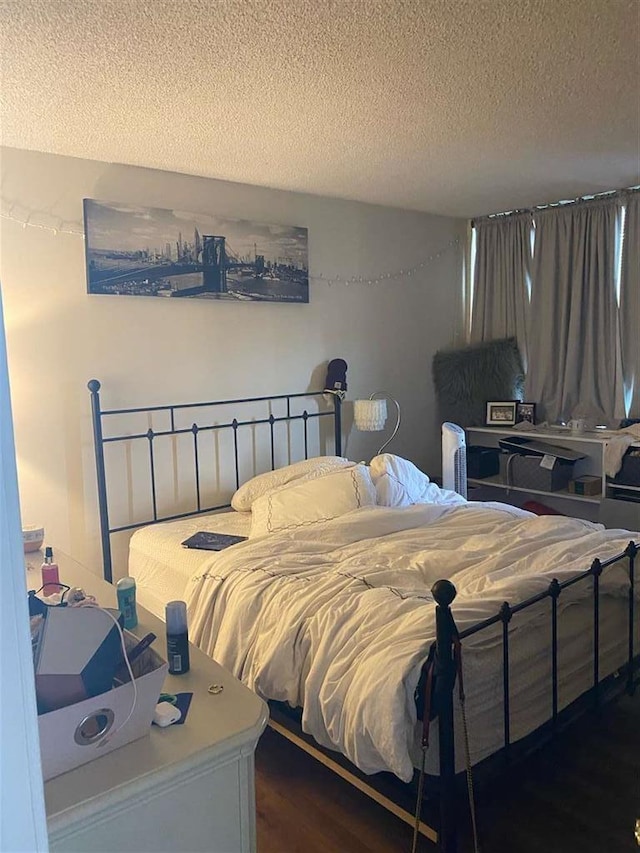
{"left": 26, "top": 550, "right": 269, "bottom": 853}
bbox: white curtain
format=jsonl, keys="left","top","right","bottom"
{"left": 620, "top": 192, "right": 640, "bottom": 418}
{"left": 0, "top": 287, "right": 49, "bottom": 851}
{"left": 470, "top": 213, "right": 532, "bottom": 368}
{"left": 525, "top": 200, "right": 620, "bottom": 425}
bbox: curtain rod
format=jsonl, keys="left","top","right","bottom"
{"left": 471, "top": 185, "right": 640, "bottom": 227}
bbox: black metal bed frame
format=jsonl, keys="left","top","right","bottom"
{"left": 430, "top": 541, "right": 639, "bottom": 851}
{"left": 88, "top": 380, "right": 639, "bottom": 851}
{"left": 88, "top": 379, "right": 342, "bottom": 584}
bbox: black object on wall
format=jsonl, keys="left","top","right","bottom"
{"left": 324, "top": 358, "right": 348, "bottom": 398}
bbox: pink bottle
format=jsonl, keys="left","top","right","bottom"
{"left": 41, "top": 546, "right": 60, "bottom": 596}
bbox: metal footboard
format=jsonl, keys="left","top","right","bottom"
{"left": 431, "top": 539, "right": 639, "bottom": 852}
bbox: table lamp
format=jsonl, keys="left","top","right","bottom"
{"left": 353, "top": 391, "right": 401, "bottom": 455}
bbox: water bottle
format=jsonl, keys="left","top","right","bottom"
{"left": 116, "top": 576, "right": 138, "bottom": 630}
{"left": 165, "top": 600, "right": 190, "bottom": 674}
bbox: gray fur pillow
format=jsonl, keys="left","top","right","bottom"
{"left": 432, "top": 337, "right": 525, "bottom": 427}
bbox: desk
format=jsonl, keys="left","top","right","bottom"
{"left": 26, "top": 551, "right": 269, "bottom": 853}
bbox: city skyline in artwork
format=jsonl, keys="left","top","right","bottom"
{"left": 83, "top": 199, "right": 309, "bottom": 303}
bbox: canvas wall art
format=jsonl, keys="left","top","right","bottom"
{"left": 83, "top": 199, "right": 309, "bottom": 303}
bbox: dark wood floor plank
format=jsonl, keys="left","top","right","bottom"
{"left": 256, "top": 693, "right": 640, "bottom": 853}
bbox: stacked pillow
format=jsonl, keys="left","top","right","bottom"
{"left": 231, "top": 456, "right": 354, "bottom": 512}
{"left": 230, "top": 453, "right": 466, "bottom": 539}
{"left": 249, "top": 463, "right": 377, "bottom": 538}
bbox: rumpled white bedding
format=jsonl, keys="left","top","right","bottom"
{"left": 370, "top": 452, "right": 467, "bottom": 507}
{"left": 185, "top": 501, "right": 637, "bottom": 782}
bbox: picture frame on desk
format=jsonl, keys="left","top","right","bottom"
{"left": 516, "top": 402, "right": 537, "bottom": 425}
{"left": 485, "top": 400, "right": 518, "bottom": 427}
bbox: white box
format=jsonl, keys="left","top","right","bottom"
{"left": 38, "top": 633, "right": 168, "bottom": 781}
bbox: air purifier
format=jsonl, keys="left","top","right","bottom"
{"left": 442, "top": 422, "right": 467, "bottom": 498}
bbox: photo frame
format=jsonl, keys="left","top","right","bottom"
{"left": 485, "top": 401, "right": 518, "bottom": 427}
{"left": 516, "top": 401, "right": 537, "bottom": 425}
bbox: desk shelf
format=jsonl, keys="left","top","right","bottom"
{"left": 465, "top": 426, "right": 639, "bottom": 522}
{"left": 467, "top": 476, "right": 602, "bottom": 504}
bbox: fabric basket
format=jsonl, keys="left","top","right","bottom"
{"left": 499, "top": 452, "right": 574, "bottom": 492}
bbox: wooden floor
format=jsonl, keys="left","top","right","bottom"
{"left": 255, "top": 693, "right": 640, "bottom": 853}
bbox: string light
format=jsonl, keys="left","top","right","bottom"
{"left": 308, "top": 236, "right": 460, "bottom": 286}
{"left": 1, "top": 197, "right": 460, "bottom": 285}
{"left": 0, "top": 201, "right": 84, "bottom": 236}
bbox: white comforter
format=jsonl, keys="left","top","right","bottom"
{"left": 185, "top": 502, "right": 636, "bottom": 781}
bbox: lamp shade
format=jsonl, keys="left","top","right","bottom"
{"left": 354, "top": 398, "right": 387, "bottom": 431}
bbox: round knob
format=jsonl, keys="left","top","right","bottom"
{"left": 431, "top": 579, "right": 457, "bottom": 607}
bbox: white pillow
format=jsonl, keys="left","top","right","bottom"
{"left": 369, "top": 453, "right": 458, "bottom": 507}
{"left": 231, "top": 456, "right": 353, "bottom": 512}
{"left": 249, "top": 464, "right": 377, "bottom": 538}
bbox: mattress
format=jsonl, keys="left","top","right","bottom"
{"left": 129, "top": 510, "right": 251, "bottom": 619}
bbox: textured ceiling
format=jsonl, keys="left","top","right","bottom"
{"left": 0, "top": 0, "right": 638, "bottom": 217}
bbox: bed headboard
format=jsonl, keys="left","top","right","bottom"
{"left": 88, "top": 380, "right": 343, "bottom": 583}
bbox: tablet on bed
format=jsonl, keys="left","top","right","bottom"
{"left": 181, "top": 531, "right": 248, "bottom": 551}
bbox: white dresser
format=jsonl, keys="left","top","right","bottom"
{"left": 26, "top": 552, "right": 268, "bottom": 853}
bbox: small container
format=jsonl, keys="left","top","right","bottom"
{"left": 41, "top": 546, "right": 60, "bottom": 596}
{"left": 165, "top": 600, "right": 190, "bottom": 675}
{"left": 23, "top": 524, "right": 45, "bottom": 553}
{"left": 568, "top": 475, "right": 602, "bottom": 496}
{"left": 116, "top": 577, "right": 138, "bottom": 630}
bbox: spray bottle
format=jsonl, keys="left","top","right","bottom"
{"left": 41, "top": 546, "right": 60, "bottom": 596}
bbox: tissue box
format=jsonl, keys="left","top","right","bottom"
{"left": 38, "top": 632, "right": 167, "bottom": 781}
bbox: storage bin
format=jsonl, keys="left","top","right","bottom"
{"left": 38, "top": 632, "right": 167, "bottom": 781}
{"left": 610, "top": 449, "right": 640, "bottom": 487}
{"left": 499, "top": 452, "right": 575, "bottom": 492}
{"left": 467, "top": 446, "right": 500, "bottom": 479}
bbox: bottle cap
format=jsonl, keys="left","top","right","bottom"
{"left": 45, "top": 546, "right": 53, "bottom": 560}
{"left": 117, "top": 576, "right": 136, "bottom": 590}
{"left": 165, "top": 600, "right": 188, "bottom": 634}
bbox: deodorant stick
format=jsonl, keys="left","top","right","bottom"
{"left": 165, "top": 600, "right": 190, "bottom": 674}
{"left": 116, "top": 576, "right": 138, "bottom": 630}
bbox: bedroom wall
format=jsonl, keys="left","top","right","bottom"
{"left": 0, "top": 146, "right": 466, "bottom": 573}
